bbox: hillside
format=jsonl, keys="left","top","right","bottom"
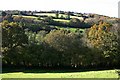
{"left": 1, "top": 10, "right": 120, "bottom": 69}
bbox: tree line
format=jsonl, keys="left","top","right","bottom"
{"left": 1, "top": 20, "right": 120, "bottom": 69}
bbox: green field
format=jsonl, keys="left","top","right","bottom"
{"left": 34, "top": 13, "right": 83, "bottom": 20}
{"left": 55, "top": 26, "right": 85, "bottom": 33}
{"left": 35, "top": 13, "right": 56, "bottom": 17}
{"left": 13, "top": 13, "right": 84, "bottom": 23}
{"left": 1, "top": 70, "right": 118, "bottom": 78}
{"left": 34, "top": 13, "right": 67, "bottom": 17}
{"left": 53, "top": 19, "right": 70, "bottom": 22}
{"left": 13, "top": 15, "right": 38, "bottom": 19}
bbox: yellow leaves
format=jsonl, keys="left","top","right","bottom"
{"left": 97, "top": 22, "right": 111, "bottom": 32}
{"left": 87, "top": 22, "right": 112, "bottom": 48}
{"left": 9, "top": 22, "right": 18, "bottom": 27}
{"left": 1, "top": 20, "right": 18, "bottom": 29}
{"left": 91, "top": 24, "right": 97, "bottom": 30}
{"left": 1, "top": 20, "right": 9, "bottom": 28}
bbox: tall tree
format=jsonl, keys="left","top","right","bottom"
{"left": 85, "top": 21, "right": 119, "bottom": 66}
{"left": 44, "top": 29, "right": 85, "bottom": 67}
{"left": 2, "top": 20, "right": 28, "bottom": 65}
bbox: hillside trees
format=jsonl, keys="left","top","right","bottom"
{"left": 2, "top": 20, "right": 28, "bottom": 66}
{"left": 69, "top": 18, "right": 81, "bottom": 27}
{"left": 1, "top": 11, "right": 7, "bottom": 17}
{"left": 55, "top": 12, "right": 59, "bottom": 18}
{"left": 44, "top": 16, "right": 54, "bottom": 23}
{"left": 44, "top": 29, "right": 88, "bottom": 67}
{"left": 116, "top": 21, "right": 120, "bottom": 66}
{"left": 84, "top": 21, "right": 119, "bottom": 67}
{"left": 65, "top": 12, "right": 70, "bottom": 20}
{"left": 1, "top": 19, "right": 120, "bottom": 68}
{"left": 69, "top": 18, "right": 90, "bottom": 28}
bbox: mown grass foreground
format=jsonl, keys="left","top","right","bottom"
{"left": 1, "top": 70, "right": 119, "bottom": 78}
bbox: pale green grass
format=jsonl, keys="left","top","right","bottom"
{"left": 1, "top": 70, "right": 118, "bottom": 78}
{"left": 53, "top": 19, "right": 70, "bottom": 22}
{"left": 34, "top": 13, "right": 83, "bottom": 20}
{"left": 58, "top": 14, "right": 67, "bottom": 17}
{"left": 70, "top": 28, "right": 85, "bottom": 33}
{"left": 13, "top": 13, "right": 83, "bottom": 21}
{"left": 22, "top": 16, "right": 38, "bottom": 19}
{"left": 68, "top": 28, "right": 77, "bottom": 32}
{"left": 35, "top": 13, "right": 56, "bottom": 17}
{"left": 13, "top": 15, "right": 38, "bottom": 19}
{"left": 70, "top": 16, "right": 83, "bottom": 20}
{"left": 35, "top": 13, "right": 67, "bottom": 17}
{"left": 63, "top": 28, "right": 85, "bottom": 33}
{"left": 55, "top": 26, "right": 85, "bottom": 33}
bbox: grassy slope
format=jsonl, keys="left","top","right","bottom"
{"left": 34, "top": 13, "right": 83, "bottom": 20}
{"left": 1, "top": 70, "right": 118, "bottom": 78}
{"left": 13, "top": 15, "right": 38, "bottom": 19}
{"left": 13, "top": 13, "right": 83, "bottom": 23}
{"left": 53, "top": 19, "right": 70, "bottom": 22}
{"left": 35, "top": 13, "right": 56, "bottom": 17}
{"left": 55, "top": 26, "right": 85, "bottom": 33}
